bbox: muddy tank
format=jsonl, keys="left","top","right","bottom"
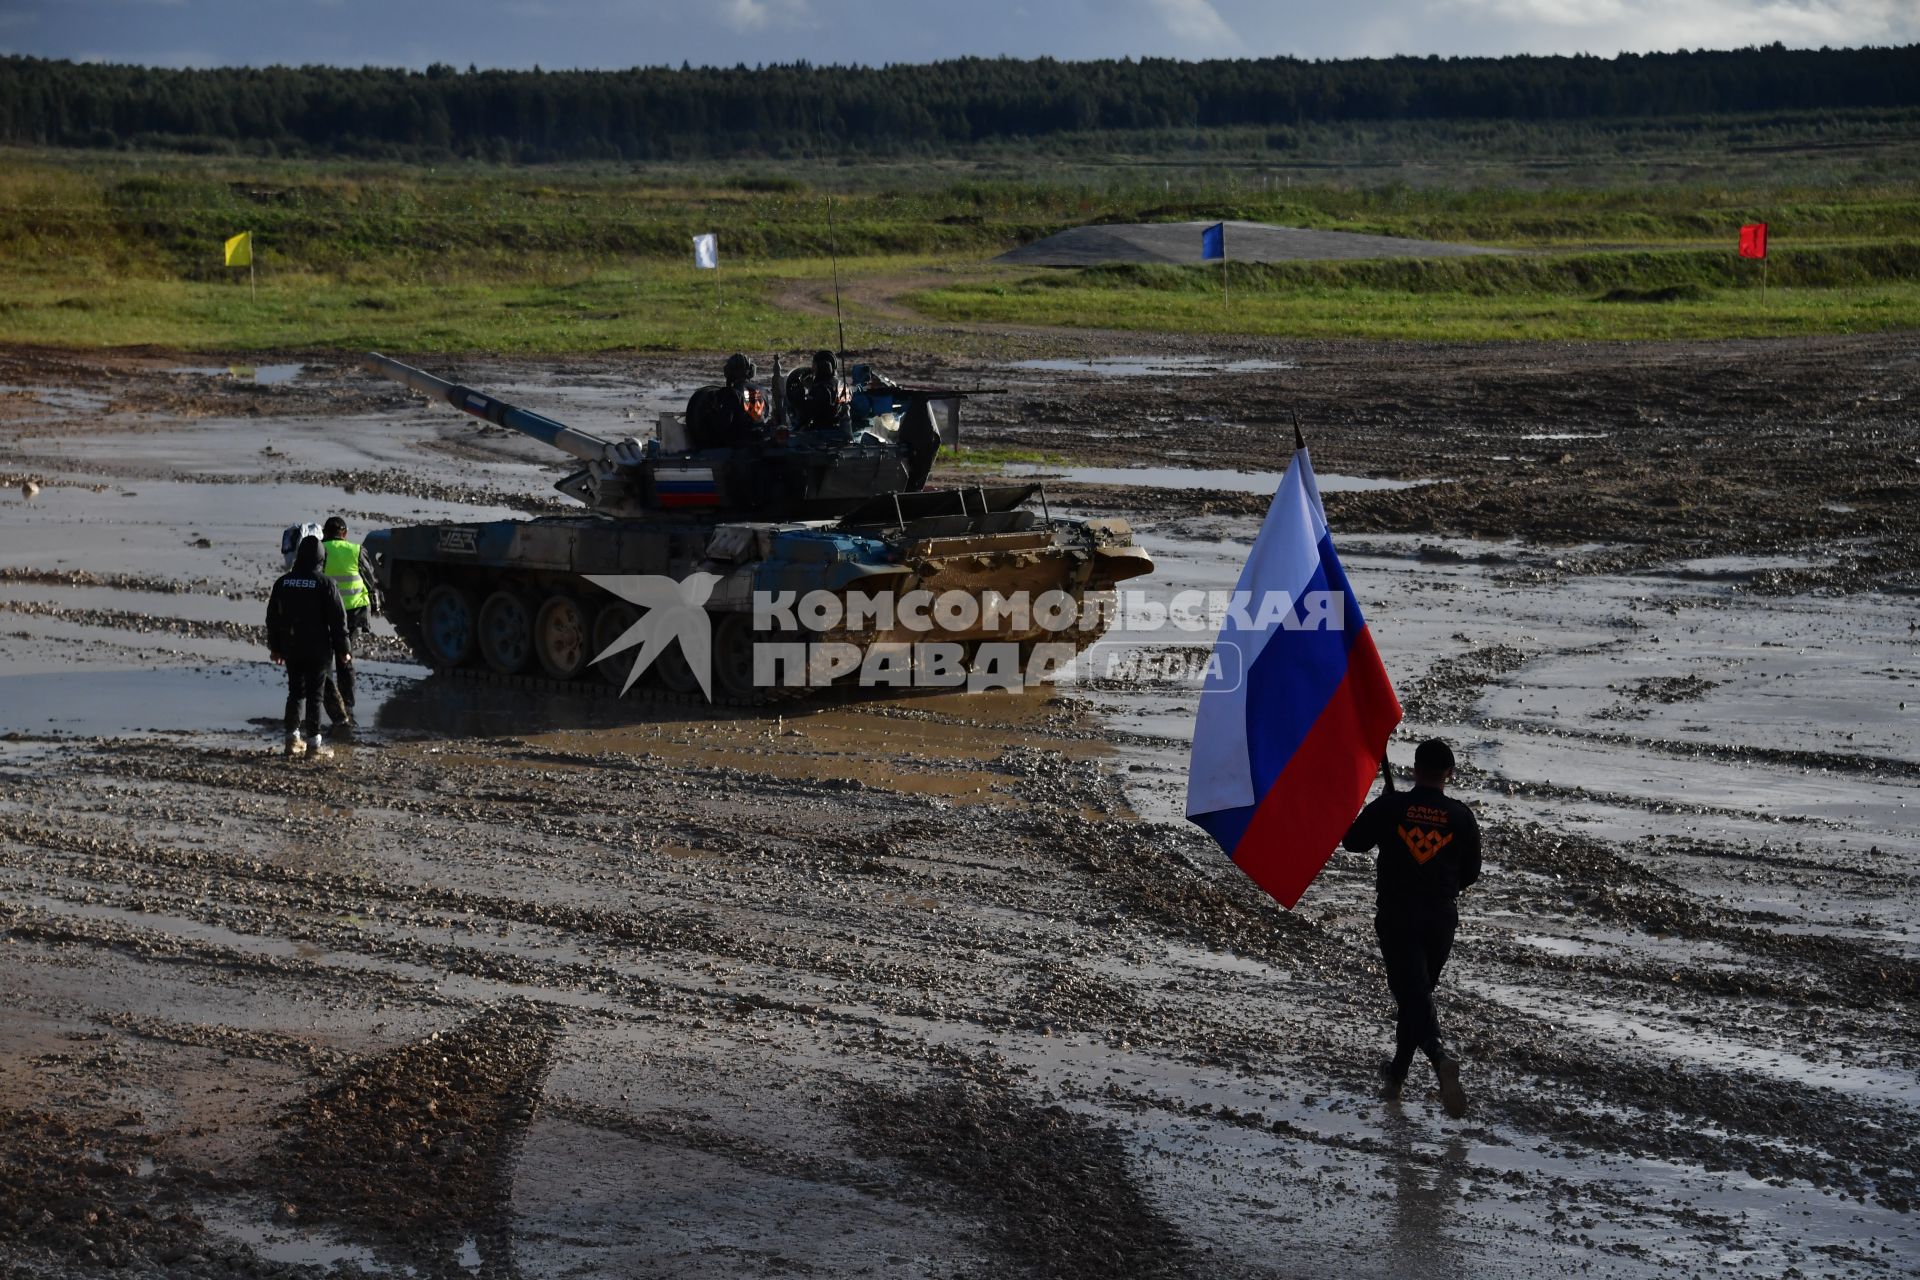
{"left": 359, "top": 353, "right": 1153, "bottom": 703}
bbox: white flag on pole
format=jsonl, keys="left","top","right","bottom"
{"left": 692, "top": 233, "right": 718, "bottom": 270}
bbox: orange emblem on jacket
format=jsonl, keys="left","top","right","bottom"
{"left": 1397, "top": 824, "right": 1454, "bottom": 865}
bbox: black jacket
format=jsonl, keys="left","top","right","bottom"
{"left": 1344, "top": 784, "right": 1482, "bottom": 907}
{"left": 266, "top": 569, "right": 348, "bottom": 664}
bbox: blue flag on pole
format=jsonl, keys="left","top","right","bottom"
{"left": 1201, "top": 222, "right": 1225, "bottom": 261}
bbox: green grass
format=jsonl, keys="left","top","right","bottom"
{"left": 935, "top": 445, "right": 1069, "bottom": 471}
{"left": 909, "top": 279, "right": 1920, "bottom": 341}
{"left": 0, "top": 257, "right": 922, "bottom": 354}
{"left": 2, "top": 147, "right": 1918, "bottom": 350}
{"left": 909, "top": 243, "right": 1920, "bottom": 341}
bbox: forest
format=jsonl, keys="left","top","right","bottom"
{"left": 2, "top": 44, "right": 1917, "bottom": 162}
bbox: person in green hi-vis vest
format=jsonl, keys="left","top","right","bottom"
{"left": 320, "top": 515, "right": 381, "bottom": 728}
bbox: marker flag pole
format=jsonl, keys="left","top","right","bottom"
{"left": 693, "top": 232, "right": 720, "bottom": 309}
{"left": 1202, "top": 221, "right": 1228, "bottom": 308}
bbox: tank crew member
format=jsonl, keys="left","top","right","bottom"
{"left": 799, "top": 349, "right": 850, "bottom": 433}
{"left": 1343, "top": 738, "right": 1482, "bottom": 1118}
{"left": 319, "top": 515, "right": 378, "bottom": 726}
{"left": 721, "top": 352, "right": 767, "bottom": 444}
{"left": 685, "top": 353, "right": 768, "bottom": 450}
{"left": 266, "top": 536, "right": 349, "bottom": 758}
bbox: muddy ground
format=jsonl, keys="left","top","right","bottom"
{"left": 1, "top": 332, "right": 1916, "bottom": 1279}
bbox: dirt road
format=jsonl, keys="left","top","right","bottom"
{"left": 1, "top": 337, "right": 1915, "bottom": 1278}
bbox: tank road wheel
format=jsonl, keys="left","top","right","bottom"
{"left": 420, "top": 584, "right": 478, "bottom": 668}
{"left": 591, "top": 602, "right": 641, "bottom": 688}
{"left": 477, "top": 591, "right": 536, "bottom": 675}
{"left": 654, "top": 637, "right": 702, "bottom": 697}
{"left": 391, "top": 562, "right": 431, "bottom": 618}
{"left": 533, "top": 595, "right": 591, "bottom": 682}
{"left": 711, "top": 612, "right": 767, "bottom": 704}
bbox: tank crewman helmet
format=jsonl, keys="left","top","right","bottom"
{"left": 724, "top": 353, "right": 756, "bottom": 385}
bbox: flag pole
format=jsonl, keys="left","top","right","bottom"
{"left": 1221, "top": 222, "right": 1229, "bottom": 309}
{"left": 1291, "top": 409, "right": 1305, "bottom": 451}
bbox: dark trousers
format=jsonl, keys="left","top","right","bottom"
{"left": 285, "top": 661, "right": 328, "bottom": 737}
{"left": 1375, "top": 899, "right": 1458, "bottom": 1073}
{"left": 324, "top": 608, "right": 369, "bottom": 716}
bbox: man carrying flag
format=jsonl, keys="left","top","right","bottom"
{"left": 1343, "top": 739, "right": 1480, "bottom": 1117}
{"left": 1186, "top": 431, "right": 1402, "bottom": 909}
{"left": 1189, "top": 435, "right": 1486, "bottom": 1118}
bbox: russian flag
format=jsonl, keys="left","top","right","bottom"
{"left": 1185, "top": 446, "right": 1401, "bottom": 908}
{"left": 654, "top": 463, "right": 721, "bottom": 508}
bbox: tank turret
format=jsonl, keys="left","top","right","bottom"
{"left": 363, "top": 352, "right": 973, "bottom": 522}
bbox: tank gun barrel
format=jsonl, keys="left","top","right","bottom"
{"left": 362, "top": 352, "right": 611, "bottom": 465}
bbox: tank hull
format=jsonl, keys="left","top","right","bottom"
{"left": 372, "top": 508, "right": 1152, "bottom": 704}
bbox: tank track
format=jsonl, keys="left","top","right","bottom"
{"left": 386, "top": 616, "right": 1099, "bottom": 712}
{"left": 390, "top": 615, "right": 811, "bottom": 710}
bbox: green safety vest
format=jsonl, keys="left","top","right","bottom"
{"left": 321, "top": 539, "right": 371, "bottom": 611}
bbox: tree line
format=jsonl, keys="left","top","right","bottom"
{"left": 2, "top": 45, "right": 1915, "bottom": 162}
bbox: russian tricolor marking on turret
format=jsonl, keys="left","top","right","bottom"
{"left": 653, "top": 463, "right": 720, "bottom": 508}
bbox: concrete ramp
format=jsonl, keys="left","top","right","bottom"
{"left": 996, "top": 219, "right": 1503, "bottom": 266}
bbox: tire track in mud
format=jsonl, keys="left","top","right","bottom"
{"left": 272, "top": 1001, "right": 561, "bottom": 1266}
{"left": 846, "top": 1069, "right": 1192, "bottom": 1280}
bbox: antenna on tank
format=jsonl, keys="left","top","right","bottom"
{"left": 828, "top": 195, "right": 847, "bottom": 363}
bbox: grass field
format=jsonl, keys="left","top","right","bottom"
{"left": 910, "top": 243, "right": 1920, "bottom": 341}
{"left": 0, "top": 258, "right": 925, "bottom": 355}
{"left": 2, "top": 135, "right": 1917, "bottom": 352}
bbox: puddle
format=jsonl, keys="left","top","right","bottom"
{"left": 0, "top": 474, "right": 519, "bottom": 587}
{"left": 1003, "top": 463, "right": 1428, "bottom": 493}
{"left": 0, "top": 384, "right": 113, "bottom": 415}
{"left": 169, "top": 363, "right": 304, "bottom": 385}
{"left": 1005, "top": 356, "right": 1295, "bottom": 377}
{"left": 199, "top": 1200, "right": 412, "bottom": 1272}
{"left": 0, "top": 665, "right": 304, "bottom": 736}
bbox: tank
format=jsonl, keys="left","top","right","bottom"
{"left": 359, "top": 352, "right": 1153, "bottom": 704}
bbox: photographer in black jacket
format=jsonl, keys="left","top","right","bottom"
{"left": 266, "top": 535, "right": 349, "bottom": 758}
{"left": 1344, "top": 738, "right": 1482, "bottom": 1117}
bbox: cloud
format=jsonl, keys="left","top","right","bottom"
{"left": 1437, "top": 0, "right": 1917, "bottom": 50}
{"left": 724, "top": 0, "right": 811, "bottom": 33}
{"left": 1146, "top": 0, "right": 1238, "bottom": 46}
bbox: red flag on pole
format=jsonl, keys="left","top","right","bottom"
{"left": 1739, "top": 223, "right": 1768, "bottom": 260}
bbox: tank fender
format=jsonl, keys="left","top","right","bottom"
{"left": 701, "top": 565, "right": 768, "bottom": 613}
{"left": 750, "top": 528, "right": 907, "bottom": 598}
{"left": 706, "top": 524, "right": 770, "bottom": 563}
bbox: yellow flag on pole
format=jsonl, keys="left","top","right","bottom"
{"left": 224, "top": 232, "right": 253, "bottom": 267}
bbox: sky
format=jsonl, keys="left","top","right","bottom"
{"left": 1, "top": 0, "right": 1913, "bottom": 70}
